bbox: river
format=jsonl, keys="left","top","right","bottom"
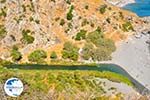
{"left": 5, "top": 63, "right": 150, "bottom": 95}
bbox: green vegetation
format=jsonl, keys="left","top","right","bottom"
{"left": 67, "top": 22, "right": 73, "bottom": 29}
{"left": 0, "top": 60, "right": 133, "bottom": 99}
{"left": 28, "top": 50, "right": 47, "bottom": 63}
{"left": 0, "top": 0, "right": 6, "bottom": 3}
{"left": 75, "top": 30, "right": 87, "bottom": 40}
{"left": 0, "top": 25, "right": 7, "bottom": 40}
{"left": 51, "top": 0, "right": 55, "bottom": 3}
{"left": 60, "top": 19, "right": 65, "bottom": 26}
{"left": 108, "top": 7, "right": 112, "bottom": 10}
{"left": 66, "top": 0, "right": 71, "bottom": 4}
{"left": 10, "top": 46, "right": 22, "bottom": 62}
{"left": 87, "top": 27, "right": 103, "bottom": 46}
{"left": 81, "top": 27, "right": 116, "bottom": 61}
{"left": 122, "top": 21, "right": 134, "bottom": 32}
{"left": 67, "top": 5, "right": 74, "bottom": 20}
{"left": 29, "top": 16, "right": 40, "bottom": 24}
{"left": 22, "top": 5, "right": 26, "bottom": 12}
{"left": 29, "top": 0, "right": 35, "bottom": 12}
{"left": 29, "top": 16, "right": 34, "bottom": 22}
{"left": 81, "top": 43, "right": 93, "bottom": 60}
{"left": 85, "top": 5, "right": 89, "bottom": 10}
{"left": 0, "top": 66, "right": 133, "bottom": 94}
{"left": 14, "top": 16, "right": 23, "bottom": 24}
{"left": 119, "top": 11, "right": 124, "bottom": 19}
{"left": 50, "top": 51, "right": 57, "bottom": 59}
{"left": 91, "top": 47, "right": 112, "bottom": 61}
{"left": 21, "top": 29, "right": 35, "bottom": 44}
{"left": 81, "top": 18, "right": 89, "bottom": 26}
{"left": 106, "top": 18, "right": 111, "bottom": 23}
{"left": 0, "top": 7, "right": 7, "bottom": 17}
{"left": 62, "top": 42, "right": 79, "bottom": 61}
{"left": 35, "top": 19, "right": 40, "bottom": 24}
{"left": 99, "top": 4, "right": 107, "bottom": 14}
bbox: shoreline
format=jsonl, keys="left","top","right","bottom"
{"left": 110, "top": 33, "right": 150, "bottom": 92}
{"left": 106, "top": 0, "right": 135, "bottom": 7}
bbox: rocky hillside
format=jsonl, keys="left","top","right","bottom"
{"left": 0, "top": 0, "right": 146, "bottom": 63}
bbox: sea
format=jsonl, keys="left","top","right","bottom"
{"left": 123, "top": 0, "right": 150, "bottom": 17}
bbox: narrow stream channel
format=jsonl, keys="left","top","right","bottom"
{"left": 5, "top": 64, "right": 150, "bottom": 95}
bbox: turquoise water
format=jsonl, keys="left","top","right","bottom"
{"left": 123, "top": 0, "right": 150, "bottom": 17}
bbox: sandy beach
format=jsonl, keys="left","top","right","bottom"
{"left": 111, "top": 33, "right": 150, "bottom": 91}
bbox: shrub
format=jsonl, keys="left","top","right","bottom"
{"left": 0, "top": 8, "right": 6, "bottom": 17}
{"left": 67, "top": 5, "right": 74, "bottom": 20}
{"left": 50, "top": 51, "right": 57, "bottom": 59}
{"left": 22, "top": 5, "right": 26, "bottom": 12}
{"left": 21, "top": 29, "right": 34, "bottom": 44}
{"left": 99, "top": 5, "right": 107, "bottom": 14}
{"left": 60, "top": 19, "right": 65, "bottom": 26}
{"left": 11, "top": 46, "right": 22, "bottom": 61}
{"left": 87, "top": 27, "right": 103, "bottom": 45}
{"left": 62, "top": 42, "right": 79, "bottom": 61}
{"left": 35, "top": 19, "right": 40, "bottom": 24}
{"left": 67, "top": 22, "right": 73, "bottom": 30}
{"left": 51, "top": 0, "right": 55, "bottom": 3}
{"left": 85, "top": 5, "right": 89, "bottom": 10}
{"left": 81, "top": 43, "right": 93, "bottom": 60}
{"left": 122, "top": 21, "right": 134, "bottom": 32}
{"left": 106, "top": 18, "right": 111, "bottom": 23}
{"left": 75, "top": 30, "right": 87, "bottom": 40}
{"left": 108, "top": 7, "right": 112, "bottom": 10}
{"left": 0, "top": 25, "right": 7, "bottom": 40}
{"left": 66, "top": 0, "right": 71, "bottom": 4}
{"left": 29, "top": 16, "right": 34, "bottom": 22}
{"left": 100, "top": 39, "right": 116, "bottom": 52}
{"left": 28, "top": 50, "right": 47, "bottom": 63}
{"left": 0, "top": 0, "right": 6, "bottom": 3}
{"left": 119, "top": 12, "right": 124, "bottom": 19}
{"left": 81, "top": 18, "right": 89, "bottom": 26}
{"left": 83, "top": 27, "right": 116, "bottom": 61}
{"left": 29, "top": 0, "right": 35, "bottom": 12}
{"left": 91, "top": 48, "right": 112, "bottom": 61}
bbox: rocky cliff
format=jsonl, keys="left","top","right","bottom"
{"left": 0, "top": 0, "right": 147, "bottom": 63}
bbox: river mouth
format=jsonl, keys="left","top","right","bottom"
{"left": 5, "top": 63, "right": 150, "bottom": 95}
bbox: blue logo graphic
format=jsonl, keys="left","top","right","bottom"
{"left": 4, "top": 78, "right": 23, "bottom": 97}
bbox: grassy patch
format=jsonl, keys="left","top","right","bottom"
{"left": 0, "top": 68, "right": 133, "bottom": 93}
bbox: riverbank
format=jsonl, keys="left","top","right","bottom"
{"left": 5, "top": 63, "right": 150, "bottom": 94}
{"left": 106, "top": 0, "right": 135, "bottom": 7}
{"left": 0, "top": 67, "right": 138, "bottom": 99}
{"left": 110, "top": 32, "right": 150, "bottom": 92}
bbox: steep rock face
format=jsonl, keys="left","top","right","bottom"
{"left": 0, "top": 0, "right": 146, "bottom": 62}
